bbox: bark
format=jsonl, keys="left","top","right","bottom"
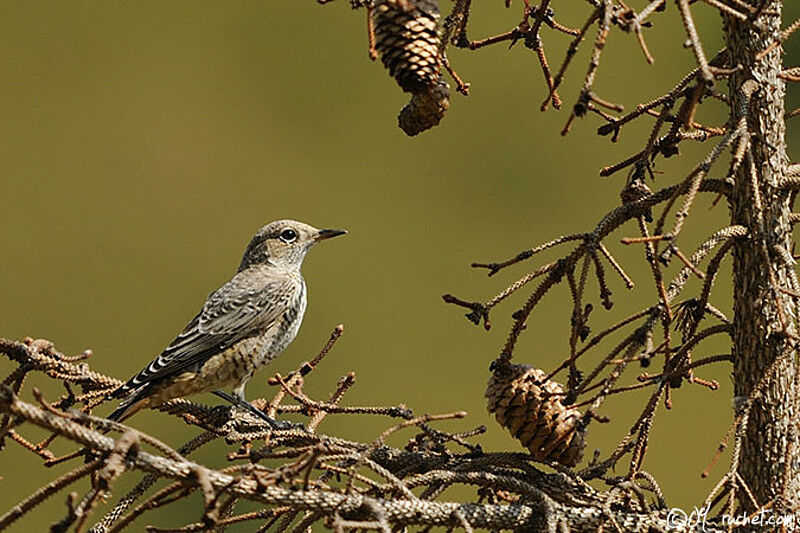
{"left": 726, "top": 0, "right": 800, "bottom": 510}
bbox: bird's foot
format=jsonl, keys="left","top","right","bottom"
{"left": 212, "top": 390, "right": 304, "bottom": 431}
{"left": 272, "top": 419, "right": 305, "bottom": 431}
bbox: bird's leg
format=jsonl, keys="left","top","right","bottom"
{"left": 211, "top": 390, "right": 278, "bottom": 428}
{"left": 211, "top": 390, "right": 302, "bottom": 431}
{"left": 231, "top": 380, "right": 248, "bottom": 402}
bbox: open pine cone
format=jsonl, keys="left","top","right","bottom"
{"left": 486, "top": 363, "right": 586, "bottom": 467}
{"left": 373, "top": 0, "right": 441, "bottom": 92}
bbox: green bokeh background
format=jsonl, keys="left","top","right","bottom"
{"left": 1, "top": 1, "right": 798, "bottom": 530}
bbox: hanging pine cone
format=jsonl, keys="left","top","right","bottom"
{"left": 372, "top": 0, "right": 441, "bottom": 93}
{"left": 486, "top": 363, "right": 586, "bottom": 467}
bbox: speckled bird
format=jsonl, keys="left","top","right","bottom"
{"left": 107, "top": 220, "right": 346, "bottom": 425}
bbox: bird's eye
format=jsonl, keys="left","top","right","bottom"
{"left": 279, "top": 229, "right": 298, "bottom": 243}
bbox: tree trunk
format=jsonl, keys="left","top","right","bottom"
{"left": 726, "top": 0, "right": 800, "bottom": 511}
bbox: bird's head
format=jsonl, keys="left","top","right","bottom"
{"left": 239, "top": 220, "right": 346, "bottom": 271}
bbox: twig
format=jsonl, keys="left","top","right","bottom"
{"left": 676, "top": 0, "right": 713, "bottom": 82}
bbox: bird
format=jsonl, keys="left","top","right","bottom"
{"left": 107, "top": 220, "right": 346, "bottom": 426}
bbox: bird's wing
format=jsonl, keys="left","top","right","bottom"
{"left": 115, "top": 269, "right": 301, "bottom": 395}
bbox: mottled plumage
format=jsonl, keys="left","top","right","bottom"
{"left": 108, "top": 220, "right": 345, "bottom": 423}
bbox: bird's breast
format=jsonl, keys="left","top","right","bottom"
{"left": 254, "top": 281, "right": 307, "bottom": 366}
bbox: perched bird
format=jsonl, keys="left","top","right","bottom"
{"left": 107, "top": 220, "right": 346, "bottom": 425}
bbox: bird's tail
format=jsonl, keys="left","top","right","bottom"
{"left": 106, "top": 387, "right": 149, "bottom": 423}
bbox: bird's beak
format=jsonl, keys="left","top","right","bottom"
{"left": 315, "top": 228, "right": 347, "bottom": 241}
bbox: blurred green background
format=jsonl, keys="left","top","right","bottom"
{"left": 1, "top": 1, "right": 798, "bottom": 530}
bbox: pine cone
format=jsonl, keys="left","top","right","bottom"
{"left": 486, "top": 363, "right": 586, "bottom": 467}
{"left": 373, "top": 0, "right": 441, "bottom": 93}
